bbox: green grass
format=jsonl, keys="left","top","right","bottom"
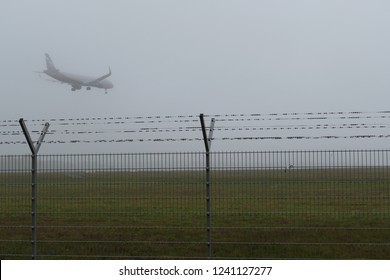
{"left": 1, "top": 168, "right": 390, "bottom": 259}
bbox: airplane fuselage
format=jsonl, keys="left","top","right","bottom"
{"left": 44, "top": 69, "right": 113, "bottom": 90}
{"left": 42, "top": 53, "right": 113, "bottom": 93}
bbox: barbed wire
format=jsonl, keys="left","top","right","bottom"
{"left": 2, "top": 110, "right": 390, "bottom": 146}
{"left": 1, "top": 123, "right": 390, "bottom": 136}
{"left": 1, "top": 134, "right": 390, "bottom": 145}
{"left": 2, "top": 109, "right": 390, "bottom": 125}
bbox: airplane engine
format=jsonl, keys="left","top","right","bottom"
{"left": 71, "top": 85, "right": 82, "bottom": 91}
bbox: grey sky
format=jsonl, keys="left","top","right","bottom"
{"left": 1, "top": 0, "right": 390, "bottom": 153}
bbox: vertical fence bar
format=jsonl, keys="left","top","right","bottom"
{"left": 199, "top": 113, "right": 215, "bottom": 260}
{"left": 19, "top": 118, "right": 49, "bottom": 260}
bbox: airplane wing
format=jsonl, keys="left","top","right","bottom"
{"left": 85, "top": 67, "right": 111, "bottom": 86}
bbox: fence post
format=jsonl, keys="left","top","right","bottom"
{"left": 199, "top": 113, "right": 215, "bottom": 260}
{"left": 19, "top": 118, "right": 50, "bottom": 260}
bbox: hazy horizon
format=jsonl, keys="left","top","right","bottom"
{"left": 1, "top": 0, "right": 390, "bottom": 153}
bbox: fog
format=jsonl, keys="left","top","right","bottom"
{"left": 1, "top": 0, "right": 390, "bottom": 154}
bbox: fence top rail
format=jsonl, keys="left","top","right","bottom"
{"left": 2, "top": 149, "right": 390, "bottom": 157}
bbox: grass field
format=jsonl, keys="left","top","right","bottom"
{"left": 1, "top": 167, "right": 390, "bottom": 259}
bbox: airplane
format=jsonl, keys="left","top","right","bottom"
{"left": 41, "top": 53, "right": 113, "bottom": 93}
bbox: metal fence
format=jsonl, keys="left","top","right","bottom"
{"left": 1, "top": 150, "right": 390, "bottom": 259}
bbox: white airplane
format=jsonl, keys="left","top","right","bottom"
{"left": 42, "top": 53, "right": 113, "bottom": 93}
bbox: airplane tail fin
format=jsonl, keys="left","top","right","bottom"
{"left": 45, "top": 53, "right": 58, "bottom": 72}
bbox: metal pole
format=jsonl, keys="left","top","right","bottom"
{"left": 199, "top": 114, "right": 215, "bottom": 260}
{"left": 31, "top": 153, "right": 37, "bottom": 259}
{"left": 19, "top": 118, "right": 49, "bottom": 260}
{"left": 205, "top": 149, "right": 211, "bottom": 259}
